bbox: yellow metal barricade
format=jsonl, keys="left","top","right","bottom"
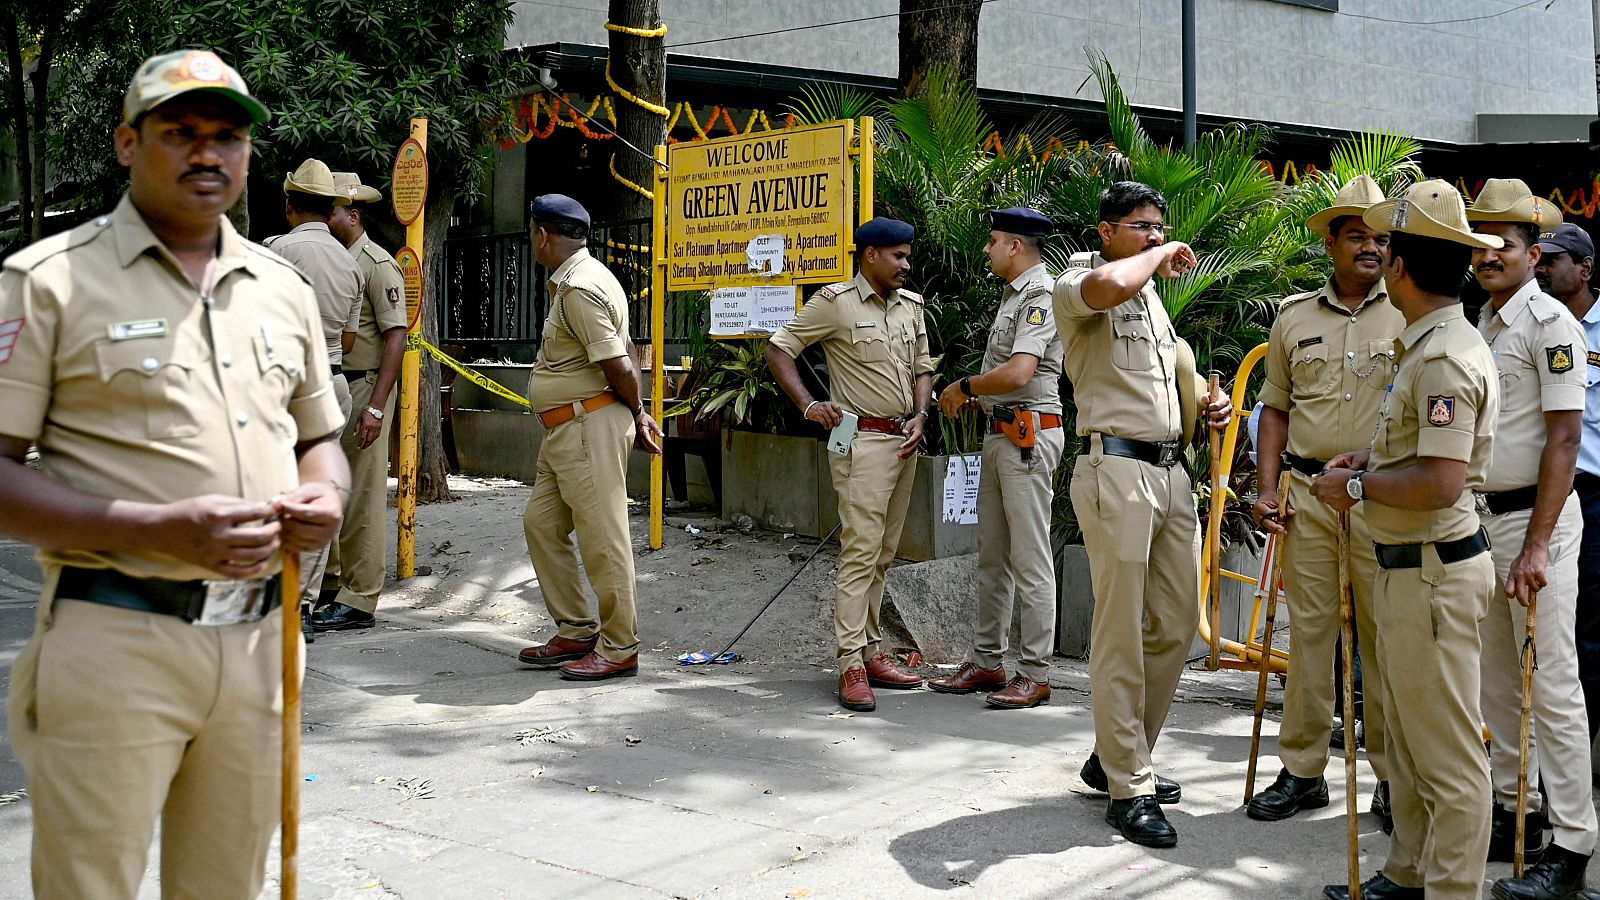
{"left": 1197, "top": 341, "right": 1289, "bottom": 675}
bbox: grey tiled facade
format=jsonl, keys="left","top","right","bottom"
{"left": 510, "top": 0, "right": 1598, "bottom": 144}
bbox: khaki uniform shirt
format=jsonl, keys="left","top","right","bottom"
{"left": 264, "top": 222, "right": 362, "bottom": 367}
{"left": 342, "top": 232, "right": 408, "bottom": 372}
{"left": 1260, "top": 279, "right": 1403, "bottom": 461}
{"left": 1052, "top": 252, "right": 1181, "bottom": 442}
{"left": 0, "top": 195, "right": 345, "bottom": 582}
{"left": 528, "top": 249, "right": 630, "bottom": 412}
{"left": 980, "top": 262, "right": 1063, "bottom": 415}
{"left": 769, "top": 272, "right": 934, "bottom": 418}
{"left": 1365, "top": 305, "right": 1498, "bottom": 545}
{"left": 1476, "top": 278, "right": 1588, "bottom": 492}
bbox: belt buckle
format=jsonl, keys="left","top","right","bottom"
{"left": 196, "top": 579, "right": 269, "bottom": 626}
{"left": 1473, "top": 493, "right": 1491, "bottom": 516}
{"left": 1156, "top": 443, "right": 1178, "bottom": 467}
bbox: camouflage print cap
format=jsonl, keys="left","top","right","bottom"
{"left": 123, "top": 49, "right": 270, "bottom": 126}
{"left": 332, "top": 172, "right": 384, "bottom": 204}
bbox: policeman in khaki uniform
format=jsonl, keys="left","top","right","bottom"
{"left": 767, "top": 217, "right": 934, "bottom": 713}
{"left": 929, "top": 207, "right": 1064, "bottom": 709}
{"left": 1050, "top": 182, "right": 1232, "bottom": 848}
{"left": 263, "top": 158, "right": 364, "bottom": 616}
{"left": 314, "top": 171, "right": 410, "bottom": 632}
{"left": 1463, "top": 179, "right": 1597, "bottom": 900}
{"left": 1249, "top": 175, "right": 1400, "bottom": 826}
{"left": 516, "top": 194, "right": 662, "bottom": 681}
{"left": 0, "top": 50, "right": 349, "bottom": 898}
{"left": 1313, "top": 180, "right": 1501, "bottom": 900}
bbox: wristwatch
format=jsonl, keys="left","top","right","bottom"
{"left": 960, "top": 376, "right": 974, "bottom": 398}
{"left": 365, "top": 406, "right": 384, "bottom": 420}
{"left": 1346, "top": 471, "right": 1365, "bottom": 502}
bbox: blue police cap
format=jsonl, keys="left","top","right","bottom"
{"left": 854, "top": 217, "right": 915, "bottom": 248}
{"left": 990, "top": 207, "right": 1053, "bottom": 237}
{"left": 528, "top": 193, "right": 591, "bottom": 229}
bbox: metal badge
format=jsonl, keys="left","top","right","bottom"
{"left": 107, "top": 319, "right": 168, "bottom": 341}
{"left": 196, "top": 579, "right": 271, "bottom": 626}
{"left": 1391, "top": 201, "right": 1410, "bottom": 231}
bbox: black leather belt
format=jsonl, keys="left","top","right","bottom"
{"left": 342, "top": 369, "right": 372, "bottom": 381}
{"left": 56, "top": 566, "right": 281, "bottom": 625}
{"left": 1477, "top": 485, "right": 1540, "bottom": 516}
{"left": 1577, "top": 472, "right": 1600, "bottom": 494}
{"left": 1283, "top": 452, "right": 1327, "bottom": 478}
{"left": 1097, "top": 434, "right": 1183, "bottom": 468}
{"left": 1373, "top": 527, "right": 1490, "bottom": 570}
{"left": 331, "top": 365, "right": 345, "bottom": 379}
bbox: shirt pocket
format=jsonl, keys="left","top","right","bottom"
{"left": 94, "top": 336, "right": 206, "bottom": 439}
{"left": 1290, "top": 342, "right": 1334, "bottom": 394}
{"left": 987, "top": 313, "right": 1016, "bottom": 357}
{"left": 851, "top": 325, "right": 889, "bottom": 363}
{"left": 1111, "top": 314, "right": 1153, "bottom": 370}
{"left": 252, "top": 333, "right": 306, "bottom": 440}
{"left": 1360, "top": 339, "right": 1398, "bottom": 391}
{"left": 1495, "top": 352, "right": 1530, "bottom": 397}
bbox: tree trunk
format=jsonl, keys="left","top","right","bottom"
{"left": 418, "top": 189, "right": 455, "bottom": 504}
{"left": 604, "top": 0, "right": 667, "bottom": 223}
{"left": 227, "top": 179, "right": 249, "bottom": 237}
{"left": 26, "top": 25, "right": 52, "bottom": 242}
{"left": 898, "top": 0, "right": 984, "bottom": 97}
{"left": 3, "top": 21, "right": 30, "bottom": 246}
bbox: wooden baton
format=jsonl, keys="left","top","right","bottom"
{"left": 281, "top": 552, "right": 302, "bottom": 900}
{"left": 1245, "top": 471, "right": 1292, "bottom": 804}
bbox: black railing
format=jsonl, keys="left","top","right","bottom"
{"left": 440, "top": 218, "right": 700, "bottom": 349}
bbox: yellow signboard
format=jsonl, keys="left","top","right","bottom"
{"left": 395, "top": 246, "right": 423, "bottom": 329}
{"left": 391, "top": 137, "right": 428, "bottom": 226}
{"left": 666, "top": 120, "right": 853, "bottom": 291}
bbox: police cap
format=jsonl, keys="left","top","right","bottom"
{"left": 528, "top": 194, "right": 591, "bottom": 229}
{"left": 854, "top": 217, "right": 915, "bottom": 248}
{"left": 989, "top": 207, "right": 1052, "bottom": 237}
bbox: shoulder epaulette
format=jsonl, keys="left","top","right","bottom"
{"left": 3, "top": 215, "right": 112, "bottom": 273}
{"left": 815, "top": 282, "right": 850, "bottom": 300}
{"left": 1023, "top": 285, "right": 1051, "bottom": 302}
{"left": 1421, "top": 321, "right": 1455, "bottom": 361}
{"left": 242, "top": 242, "right": 313, "bottom": 287}
{"left": 897, "top": 287, "right": 924, "bottom": 305}
{"left": 1528, "top": 291, "right": 1567, "bottom": 325}
{"left": 1278, "top": 289, "right": 1318, "bottom": 310}
{"left": 1066, "top": 251, "right": 1095, "bottom": 269}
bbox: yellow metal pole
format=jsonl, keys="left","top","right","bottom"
{"left": 858, "top": 117, "right": 873, "bottom": 226}
{"left": 649, "top": 144, "right": 667, "bottom": 550}
{"left": 397, "top": 117, "right": 428, "bottom": 579}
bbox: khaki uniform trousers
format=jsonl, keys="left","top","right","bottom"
{"left": 8, "top": 590, "right": 288, "bottom": 900}
{"left": 1277, "top": 471, "right": 1387, "bottom": 781}
{"left": 329, "top": 373, "right": 396, "bottom": 614}
{"left": 1070, "top": 438, "right": 1201, "bottom": 799}
{"left": 973, "top": 429, "right": 1064, "bottom": 679}
{"left": 1481, "top": 496, "right": 1597, "bottom": 855}
{"left": 1374, "top": 546, "right": 1493, "bottom": 898}
{"left": 829, "top": 431, "right": 917, "bottom": 669}
{"left": 522, "top": 401, "right": 639, "bottom": 662}
{"left": 299, "top": 375, "right": 352, "bottom": 606}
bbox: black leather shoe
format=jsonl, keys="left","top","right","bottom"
{"left": 1322, "top": 872, "right": 1423, "bottom": 899}
{"left": 1488, "top": 802, "right": 1548, "bottom": 864}
{"left": 1489, "top": 843, "right": 1590, "bottom": 899}
{"left": 1246, "top": 768, "right": 1329, "bottom": 821}
{"left": 1569, "top": 890, "right": 1600, "bottom": 899}
{"left": 309, "top": 602, "right": 375, "bottom": 632}
{"left": 1329, "top": 718, "right": 1364, "bottom": 750}
{"left": 1105, "top": 796, "right": 1177, "bottom": 848}
{"left": 300, "top": 602, "right": 315, "bottom": 644}
{"left": 1080, "top": 753, "right": 1181, "bottom": 804}
{"left": 1370, "top": 781, "right": 1392, "bottom": 834}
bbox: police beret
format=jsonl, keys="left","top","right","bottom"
{"left": 854, "top": 217, "right": 915, "bottom": 248}
{"left": 529, "top": 194, "right": 591, "bottom": 229}
{"left": 990, "top": 207, "right": 1052, "bottom": 237}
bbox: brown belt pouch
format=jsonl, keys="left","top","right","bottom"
{"left": 992, "top": 404, "right": 1036, "bottom": 459}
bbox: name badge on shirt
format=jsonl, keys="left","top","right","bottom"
{"left": 854, "top": 321, "right": 877, "bottom": 328}
{"left": 107, "top": 319, "right": 168, "bottom": 341}
{"left": 1587, "top": 351, "right": 1600, "bottom": 367}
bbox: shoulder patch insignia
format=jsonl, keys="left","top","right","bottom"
{"left": 1025, "top": 306, "right": 1047, "bottom": 326}
{"left": 386, "top": 285, "right": 401, "bottom": 306}
{"left": 0, "top": 317, "right": 25, "bottom": 365}
{"left": 1427, "top": 395, "right": 1455, "bottom": 426}
{"left": 1548, "top": 344, "right": 1575, "bottom": 373}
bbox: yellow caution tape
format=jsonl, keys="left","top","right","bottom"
{"left": 409, "top": 334, "right": 532, "bottom": 409}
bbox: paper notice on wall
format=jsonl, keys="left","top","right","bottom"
{"left": 710, "top": 285, "right": 799, "bottom": 336}
{"left": 941, "top": 454, "right": 982, "bottom": 524}
{"left": 746, "top": 234, "right": 785, "bottom": 276}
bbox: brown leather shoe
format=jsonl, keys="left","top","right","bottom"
{"left": 839, "top": 665, "right": 876, "bottom": 711}
{"left": 518, "top": 635, "right": 597, "bottom": 667}
{"left": 865, "top": 653, "right": 924, "bottom": 689}
{"left": 558, "top": 652, "right": 638, "bottom": 681}
{"left": 928, "top": 662, "right": 1008, "bottom": 694}
{"left": 986, "top": 673, "right": 1051, "bottom": 709}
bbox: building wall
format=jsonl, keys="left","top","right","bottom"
{"left": 508, "top": 0, "right": 1598, "bottom": 144}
